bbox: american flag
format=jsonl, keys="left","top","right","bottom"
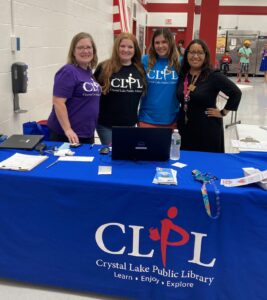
{"left": 113, "top": 0, "right": 130, "bottom": 35}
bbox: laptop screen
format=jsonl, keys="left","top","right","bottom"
{"left": 112, "top": 127, "right": 172, "bottom": 161}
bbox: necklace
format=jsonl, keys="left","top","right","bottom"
{"left": 183, "top": 73, "right": 200, "bottom": 123}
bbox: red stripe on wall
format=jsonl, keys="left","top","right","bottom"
{"left": 219, "top": 6, "right": 267, "bottom": 15}
{"left": 147, "top": 3, "right": 267, "bottom": 15}
{"left": 146, "top": 3, "right": 189, "bottom": 13}
{"left": 195, "top": 5, "right": 267, "bottom": 15}
{"left": 199, "top": 0, "right": 220, "bottom": 64}
{"left": 185, "top": 0, "right": 195, "bottom": 47}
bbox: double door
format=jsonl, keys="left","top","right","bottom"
{"left": 225, "top": 30, "right": 259, "bottom": 75}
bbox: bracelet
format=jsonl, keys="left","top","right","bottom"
{"left": 220, "top": 109, "right": 227, "bottom": 117}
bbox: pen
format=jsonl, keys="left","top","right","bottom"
{"left": 90, "top": 143, "right": 95, "bottom": 149}
{"left": 46, "top": 159, "right": 58, "bottom": 169}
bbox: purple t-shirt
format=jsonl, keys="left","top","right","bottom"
{"left": 47, "top": 64, "right": 101, "bottom": 138}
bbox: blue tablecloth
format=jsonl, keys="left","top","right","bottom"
{"left": 0, "top": 144, "right": 266, "bottom": 300}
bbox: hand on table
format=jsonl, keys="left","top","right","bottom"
{"left": 65, "top": 128, "right": 79, "bottom": 144}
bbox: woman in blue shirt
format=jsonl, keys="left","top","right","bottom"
{"left": 139, "top": 28, "right": 180, "bottom": 128}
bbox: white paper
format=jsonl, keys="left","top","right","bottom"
{"left": 172, "top": 162, "right": 187, "bottom": 168}
{"left": 58, "top": 156, "right": 94, "bottom": 162}
{"left": 231, "top": 38, "right": 236, "bottom": 46}
{"left": 231, "top": 140, "right": 267, "bottom": 152}
{"left": 0, "top": 153, "right": 48, "bottom": 171}
{"left": 98, "top": 166, "right": 112, "bottom": 175}
{"left": 236, "top": 124, "right": 267, "bottom": 143}
{"left": 54, "top": 149, "right": 75, "bottom": 156}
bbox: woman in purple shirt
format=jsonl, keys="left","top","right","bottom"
{"left": 47, "top": 32, "right": 101, "bottom": 144}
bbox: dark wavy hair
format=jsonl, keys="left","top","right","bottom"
{"left": 180, "top": 39, "right": 214, "bottom": 80}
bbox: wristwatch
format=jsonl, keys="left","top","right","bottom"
{"left": 220, "top": 109, "right": 227, "bottom": 117}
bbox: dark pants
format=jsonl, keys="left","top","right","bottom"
{"left": 49, "top": 131, "right": 94, "bottom": 144}
{"left": 220, "top": 63, "right": 229, "bottom": 75}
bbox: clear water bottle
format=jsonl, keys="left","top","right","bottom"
{"left": 170, "top": 129, "right": 181, "bottom": 160}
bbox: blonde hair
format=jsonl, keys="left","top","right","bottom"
{"left": 148, "top": 28, "right": 180, "bottom": 73}
{"left": 243, "top": 40, "right": 251, "bottom": 46}
{"left": 98, "top": 32, "right": 146, "bottom": 95}
{"left": 67, "top": 32, "right": 98, "bottom": 69}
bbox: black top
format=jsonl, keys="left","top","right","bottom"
{"left": 177, "top": 70, "right": 241, "bottom": 153}
{"left": 94, "top": 64, "right": 144, "bottom": 126}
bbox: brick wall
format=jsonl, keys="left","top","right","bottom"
{"left": 0, "top": 0, "right": 113, "bottom": 135}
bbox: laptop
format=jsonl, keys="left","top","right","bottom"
{"left": 0, "top": 134, "right": 44, "bottom": 150}
{"left": 112, "top": 127, "right": 172, "bottom": 161}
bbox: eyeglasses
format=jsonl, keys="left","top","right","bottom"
{"left": 188, "top": 50, "right": 205, "bottom": 56}
{"left": 75, "top": 46, "right": 92, "bottom": 51}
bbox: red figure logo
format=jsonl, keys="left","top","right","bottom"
{"left": 149, "top": 206, "right": 190, "bottom": 267}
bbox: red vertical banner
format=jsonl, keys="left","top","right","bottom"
{"left": 199, "top": 0, "right": 219, "bottom": 64}
{"left": 185, "top": 0, "right": 195, "bottom": 48}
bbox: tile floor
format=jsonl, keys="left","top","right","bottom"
{"left": 0, "top": 77, "right": 266, "bottom": 300}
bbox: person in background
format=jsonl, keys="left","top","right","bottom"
{"left": 177, "top": 39, "right": 242, "bottom": 153}
{"left": 47, "top": 32, "right": 101, "bottom": 144}
{"left": 177, "top": 39, "right": 185, "bottom": 58}
{"left": 220, "top": 50, "right": 232, "bottom": 75}
{"left": 94, "top": 32, "right": 146, "bottom": 145}
{"left": 259, "top": 43, "right": 267, "bottom": 83}
{"left": 139, "top": 28, "right": 180, "bottom": 128}
{"left": 237, "top": 40, "right": 252, "bottom": 83}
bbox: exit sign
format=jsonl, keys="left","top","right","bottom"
{"left": 165, "top": 19, "right": 172, "bottom": 25}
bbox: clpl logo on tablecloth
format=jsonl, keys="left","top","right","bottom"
{"left": 95, "top": 206, "right": 216, "bottom": 268}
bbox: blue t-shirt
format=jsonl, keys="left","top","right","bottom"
{"left": 48, "top": 64, "right": 101, "bottom": 138}
{"left": 139, "top": 55, "right": 179, "bottom": 125}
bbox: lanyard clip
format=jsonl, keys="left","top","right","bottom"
{"left": 192, "top": 169, "right": 217, "bottom": 183}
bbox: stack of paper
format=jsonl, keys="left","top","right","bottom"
{"left": 0, "top": 153, "right": 48, "bottom": 171}
{"left": 153, "top": 167, "right": 177, "bottom": 185}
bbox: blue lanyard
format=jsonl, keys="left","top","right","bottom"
{"left": 192, "top": 169, "right": 221, "bottom": 219}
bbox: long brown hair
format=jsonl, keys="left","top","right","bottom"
{"left": 67, "top": 32, "right": 98, "bottom": 69}
{"left": 148, "top": 28, "right": 180, "bottom": 73}
{"left": 98, "top": 32, "right": 146, "bottom": 95}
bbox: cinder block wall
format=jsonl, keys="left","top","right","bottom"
{"left": 0, "top": 0, "right": 113, "bottom": 135}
